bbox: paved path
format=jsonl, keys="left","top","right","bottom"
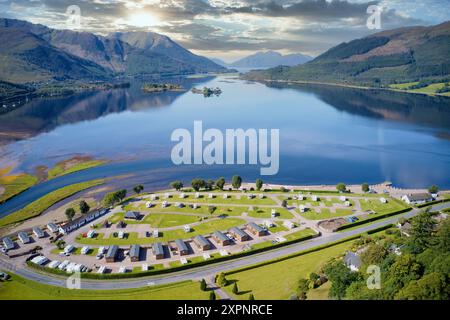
{"left": 0, "top": 207, "right": 425, "bottom": 290}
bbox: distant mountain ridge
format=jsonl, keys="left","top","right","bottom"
{"left": 231, "top": 51, "right": 312, "bottom": 69}
{"left": 0, "top": 18, "right": 227, "bottom": 84}
{"left": 244, "top": 21, "right": 450, "bottom": 86}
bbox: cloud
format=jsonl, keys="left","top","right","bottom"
{"left": 0, "top": 0, "right": 445, "bottom": 60}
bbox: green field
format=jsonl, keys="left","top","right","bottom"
{"left": 222, "top": 240, "right": 354, "bottom": 300}
{"left": 0, "top": 179, "right": 104, "bottom": 227}
{"left": 125, "top": 203, "right": 250, "bottom": 217}
{"left": 0, "top": 273, "right": 208, "bottom": 300}
{"left": 360, "top": 198, "right": 409, "bottom": 214}
{"left": 0, "top": 168, "right": 38, "bottom": 204}
{"left": 109, "top": 212, "right": 203, "bottom": 228}
{"left": 299, "top": 208, "right": 354, "bottom": 220}
{"left": 77, "top": 217, "right": 246, "bottom": 245}
{"left": 47, "top": 159, "right": 106, "bottom": 180}
{"left": 283, "top": 228, "right": 317, "bottom": 241}
{"left": 154, "top": 193, "right": 277, "bottom": 205}
{"left": 247, "top": 207, "right": 294, "bottom": 219}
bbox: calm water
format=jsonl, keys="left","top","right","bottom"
{"left": 0, "top": 75, "right": 449, "bottom": 214}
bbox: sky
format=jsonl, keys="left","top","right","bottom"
{"left": 1, "top": 0, "right": 449, "bottom": 62}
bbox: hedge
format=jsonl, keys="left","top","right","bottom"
{"left": 26, "top": 231, "right": 319, "bottom": 280}
{"left": 416, "top": 198, "right": 450, "bottom": 208}
{"left": 336, "top": 208, "right": 412, "bottom": 231}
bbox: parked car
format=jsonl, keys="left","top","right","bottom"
{"left": 0, "top": 272, "right": 10, "bottom": 280}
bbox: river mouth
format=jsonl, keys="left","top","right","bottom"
{"left": 0, "top": 74, "right": 449, "bottom": 214}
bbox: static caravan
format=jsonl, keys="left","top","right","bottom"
{"left": 33, "top": 227, "right": 45, "bottom": 238}
{"left": 2, "top": 237, "right": 15, "bottom": 250}
{"left": 175, "top": 239, "right": 189, "bottom": 256}
{"left": 18, "top": 232, "right": 31, "bottom": 244}
{"left": 47, "top": 223, "right": 59, "bottom": 233}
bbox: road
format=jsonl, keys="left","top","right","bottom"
{"left": 1, "top": 205, "right": 436, "bottom": 291}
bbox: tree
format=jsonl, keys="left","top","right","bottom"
{"left": 208, "top": 206, "right": 217, "bottom": 214}
{"left": 116, "top": 189, "right": 127, "bottom": 202}
{"left": 209, "top": 291, "right": 216, "bottom": 300}
{"left": 170, "top": 181, "right": 183, "bottom": 191}
{"left": 216, "top": 177, "right": 226, "bottom": 190}
{"left": 407, "top": 210, "right": 436, "bottom": 254}
{"left": 336, "top": 183, "right": 347, "bottom": 193}
{"left": 79, "top": 200, "right": 90, "bottom": 214}
{"left": 428, "top": 185, "right": 439, "bottom": 194}
{"left": 248, "top": 294, "right": 255, "bottom": 300}
{"left": 216, "top": 273, "right": 228, "bottom": 287}
{"left": 297, "top": 278, "right": 310, "bottom": 299}
{"left": 395, "top": 272, "right": 448, "bottom": 300}
{"left": 103, "top": 192, "right": 118, "bottom": 207}
{"left": 360, "top": 243, "right": 389, "bottom": 265}
{"left": 256, "top": 179, "right": 263, "bottom": 191}
{"left": 281, "top": 200, "right": 288, "bottom": 208}
{"left": 191, "top": 179, "right": 206, "bottom": 192}
{"left": 232, "top": 282, "right": 239, "bottom": 294}
{"left": 65, "top": 208, "right": 75, "bottom": 221}
{"left": 362, "top": 183, "right": 370, "bottom": 193}
{"left": 206, "top": 179, "right": 215, "bottom": 191}
{"left": 231, "top": 175, "right": 242, "bottom": 190}
{"left": 323, "top": 260, "right": 361, "bottom": 300}
{"left": 133, "top": 185, "right": 144, "bottom": 194}
{"left": 200, "top": 279, "right": 207, "bottom": 291}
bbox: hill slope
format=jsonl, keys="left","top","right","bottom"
{"left": 244, "top": 22, "right": 450, "bottom": 86}
{"left": 0, "top": 18, "right": 227, "bottom": 83}
{"left": 231, "top": 51, "right": 312, "bottom": 69}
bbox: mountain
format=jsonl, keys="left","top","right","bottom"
{"left": 230, "top": 51, "right": 312, "bottom": 69}
{"left": 0, "top": 18, "right": 227, "bottom": 84}
{"left": 244, "top": 22, "right": 450, "bottom": 86}
{"left": 210, "top": 58, "right": 229, "bottom": 68}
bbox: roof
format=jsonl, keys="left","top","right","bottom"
{"left": 248, "top": 222, "right": 265, "bottom": 233}
{"left": 125, "top": 211, "right": 140, "bottom": 219}
{"left": 175, "top": 239, "right": 188, "bottom": 252}
{"left": 130, "top": 244, "right": 140, "bottom": 258}
{"left": 213, "top": 231, "right": 229, "bottom": 242}
{"left": 18, "top": 232, "right": 30, "bottom": 240}
{"left": 105, "top": 245, "right": 118, "bottom": 259}
{"left": 153, "top": 243, "right": 164, "bottom": 256}
{"left": 2, "top": 237, "right": 14, "bottom": 248}
{"left": 47, "top": 223, "right": 58, "bottom": 230}
{"left": 194, "top": 235, "right": 210, "bottom": 247}
{"left": 33, "top": 226, "right": 44, "bottom": 235}
{"left": 230, "top": 227, "right": 247, "bottom": 238}
{"left": 406, "top": 193, "right": 433, "bottom": 201}
{"left": 344, "top": 252, "right": 361, "bottom": 268}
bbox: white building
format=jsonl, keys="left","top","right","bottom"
{"left": 299, "top": 205, "right": 306, "bottom": 213}
{"left": 146, "top": 201, "right": 154, "bottom": 208}
{"left": 223, "top": 194, "right": 228, "bottom": 199}
{"left": 179, "top": 193, "right": 186, "bottom": 199}
{"left": 184, "top": 225, "right": 191, "bottom": 233}
{"left": 81, "top": 246, "right": 91, "bottom": 255}
{"left": 264, "top": 220, "right": 274, "bottom": 228}
{"left": 311, "top": 195, "right": 318, "bottom": 202}
{"left": 339, "top": 196, "right": 347, "bottom": 202}
{"left": 401, "top": 193, "right": 433, "bottom": 205}
{"left": 162, "top": 201, "right": 169, "bottom": 208}
{"left": 47, "top": 223, "right": 59, "bottom": 233}
{"left": 380, "top": 197, "right": 388, "bottom": 204}
{"left": 283, "top": 221, "right": 295, "bottom": 230}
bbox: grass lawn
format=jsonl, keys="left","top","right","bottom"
{"left": 247, "top": 207, "right": 294, "bottom": 219}
{"left": 307, "top": 281, "right": 331, "bottom": 300}
{"left": 284, "top": 228, "right": 317, "bottom": 241}
{"left": 125, "top": 203, "right": 248, "bottom": 217}
{"left": 299, "top": 208, "right": 353, "bottom": 220}
{"left": 222, "top": 240, "right": 354, "bottom": 300}
{"left": 109, "top": 212, "right": 203, "bottom": 228}
{"left": 161, "top": 193, "right": 277, "bottom": 205}
{"left": 0, "top": 167, "right": 38, "bottom": 203}
{"left": 47, "top": 159, "right": 107, "bottom": 180}
{"left": 0, "top": 179, "right": 104, "bottom": 227}
{"left": 0, "top": 272, "right": 208, "bottom": 300}
{"left": 360, "top": 198, "right": 409, "bottom": 214}
{"left": 77, "top": 218, "right": 246, "bottom": 245}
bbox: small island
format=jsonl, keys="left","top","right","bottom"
{"left": 141, "top": 83, "right": 186, "bottom": 93}
{"left": 191, "top": 87, "right": 222, "bottom": 97}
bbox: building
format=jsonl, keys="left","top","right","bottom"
{"left": 124, "top": 211, "right": 140, "bottom": 220}
{"left": 2, "top": 237, "right": 14, "bottom": 250}
{"left": 193, "top": 235, "right": 211, "bottom": 251}
{"left": 283, "top": 221, "right": 295, "bottom": 230}
{"left": 18, "top": 232, "right": 31, "bottom": 244}
{"left": 397, "top": 221, "right": 413, "bottom": 237}
{"left": 59, "top": 209, "right": 109, "bottom": 234}
{"left": 229, "top": 227, "right": 250, "bottom": 242}
{"left": 344, "top": 252, "right": 361, "bottom": 271}
{"left": 184, "top": 225, "right": 191, "bottom": 233}
{"left": 380, "top": 197, "right": 388, "bottom": 204}
{"left": 146, "top": 201, "right": 154, "bottom": 208}
{"left": 264, "top": 220, "right": 274, "bottom": 228}
{"left": 33, "top": 227, "right": 45, "bottom": 238}
{"left": 311, "top": 195, "right": 318, "bottom": 202}
{"left": 87, "top": 230, "right": 96, "bottom": 239}
{"left": 47, "top": 223, "right": 59, "bottom": 233}
{"left": 247, "top": 222, "right": 266, "bottom": 237}
{"left": 162, "top": 201, "right": 169, "bottom": 208}
{"left": 153, "top": 243, "right": 164, "bottom": 259}
{"left": 299, "top": 205, "right": 306, "bottom": 213}
{"left": 401, "top": 193, "right": 433, "bottom": 205}
{"left": 213, "top": 231, "right": 232, "bottom": 246}
{"left": 130, "top": 244, "right": 140, "bottom": 262}
{"left": 175, "top": 239, "right": 189, "bottom": 256}
{"left": 271, "top": 209, "right": 278, "bottom": 218}
{"left": 339, "top": 196, "right": 347, "bottom": 202}
{"left": 105, "top": 245, "right": 119, "bottom": 263}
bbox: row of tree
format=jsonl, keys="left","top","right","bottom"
{"left": 170, "top": 177, "right": 265, "bottom": 192}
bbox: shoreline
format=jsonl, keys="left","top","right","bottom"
{"left": 246, "top": 78, "right": 450, "bottom": 98}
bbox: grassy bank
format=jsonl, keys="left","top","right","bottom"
{"left": 0, "top": 179, "right": 104, "bottom": 227}
{"left": 0, "top": 273, "right": 207, "bottom": 300}
{"left": 47, "top": 158, "right": 107, "bottom": 180}
{"left": 0, "top": 167, "right": 38, "bottom": 204}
